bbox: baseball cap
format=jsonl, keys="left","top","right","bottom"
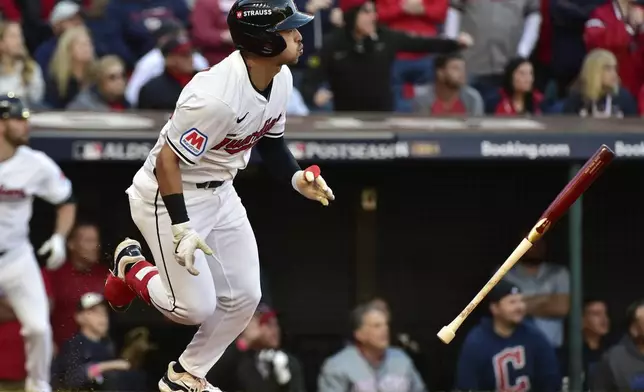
{"left": 50, "top": 1, "right": 81, "bottom": 25}
{"left": 161, "top": 35, "right": 193, "bottom": 57}
{"left": 488, "top": 280, "right": 521, "bottom": 304}
{"left": 154, "top": 18, "right": 184, "bottom": 41}
{"left": 77, "top": 292, "right": 106, "bottom": 312}
{"left": 255, "top": 303, "right": 277, "bottom": 325}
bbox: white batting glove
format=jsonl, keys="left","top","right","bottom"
{"left": 171, "top": 222, "right": 213, "bottom": 276}
{"left": 38, "top": 233, "right": 66, "bottom": 270}
{"left": 292, "top": 165, "right": 335, "bottom": 206}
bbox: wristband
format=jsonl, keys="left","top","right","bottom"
{"left": 162, "top": 193, "right": 189, "bottom": 224}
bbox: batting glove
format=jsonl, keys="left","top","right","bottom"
{"left": 292, "top": 165, "right": 335, "bottom": 206}
{"left": 171, "top": 222, "right": 213, "bottom": 276}
{"left": 38, "top": 233, "right": 66, "bottom": 270}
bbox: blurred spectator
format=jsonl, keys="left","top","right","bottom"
{"left": 105, "top": 0, "right": 191, "bottom": 61}
{"left": 16, "top": 0, "right": 67, "bottom": 55}
{"left": 287, "top": 87, "right": 310, "bottom": 116}
{"left": 376, "top": 0, "right": 447, "bottom": 112}
{"left": 52, "top": 292, "right": 146, "bottom": 391}
{"left": 84, "top": 0, "right": 135, "bottom": 68}
{"left": 486, "top": 58, "right": 544, "bottom": 116}
{"left": 301, "top": 0, "right": 470, "bottom": 112}
{"left": 44, "top": 25, "right": 95, "bottom": 109}
{"left": 504, "top": 239, "right": 570, "bottom": 350}
{"left": 584, "top": 0, "right": 644, "bottom": 97}
{"left": 217, "top": 304, "right": 306, "bottom": 392}
{"left": 563, "top": 49, "right": 638, "bottom": 117}
{"left": 137, "top": 35, "right": 195, "bottom": 110}
{"left": 0, "top": 270, "right": 52, "bottom": 391}
{"left": 550, "top": 0, "right": 605, "bottom": 97}
{"left": 444, "top": 0, "right": 541, "bottom": 102}
{"left": 367, "top": 297, "right": 430, "bottom": 387}
{"left": 34, "top": 1, "right": 83, "bottom": 77}
{"left": 455, "top": 280, "right": 560, "bottom": 391}
{"left": 318, "top": 302, "right": 426, "bottom": 392}
{"left": 582, "top": 298, "right": 610, "bottom": 389}
{"left": 0, "top": 21, "right": 44, "bottom": 106}
{"left": 591, "top": 299, "right": 644, "bottom": 391}
{"left": 126, "top": 19, "right": 208, "bottom": 107}
{"left": 412, "top": 52, "right": 483, "bottom": 115}
{"left": 207, "top": 310, "right": 262, "bottom": 390}
{"left": 190, "top": 0, "right": 235, "bottom": 66}
{"left": 120, "top": 327, "right": 157, "bottom": 372}
{"left": 68, "top": 55, "right": 130, "bottom": 111}
{"left": 45, "top": 222, "right": 108, "bottom": 348}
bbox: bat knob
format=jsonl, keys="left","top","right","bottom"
{"left": 437, "top": 326, "right": 456, "bottom": 344}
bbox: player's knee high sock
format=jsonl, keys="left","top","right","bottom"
{"left": 125, "top": 260, "right": 159, "bottom": 304}
{"left": 23, "top": 322, "right": 53, "bottom": 392}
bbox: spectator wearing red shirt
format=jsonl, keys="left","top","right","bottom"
{"left": 487, "top": 57, "right": 544, "bottom": 116}
{"left": 584, "top": 0, "right": 644, "bottom": 97}
{"left": 412, "top": 52, "right": 483, "bottom": 115}
{"left": 0, "top": 270, "right": 52, "bottom": 389}
{"left": 191, "top": 0, "right": 235, "bottom": 66}
{"left": 376, "top": 0, "right": 447, "bottom": 112}
{"left": 45, "top": 222, "right": 108, "bottom": 349}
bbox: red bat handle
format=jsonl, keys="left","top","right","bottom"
{"left": 528, "top": 144, "right": 615, "bottom": 242}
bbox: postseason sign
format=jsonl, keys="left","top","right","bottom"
{"left": 26, "top": 111, "right": 644, "bottom": 162}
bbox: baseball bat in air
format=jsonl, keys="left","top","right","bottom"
{"left": 437, "top": 144, "right": 615, "bottom": 345}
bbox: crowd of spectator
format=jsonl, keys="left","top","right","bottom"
{"left": 0, "top": 0, "right": 642, "bottom": 117}
{"left": 1, "top": 221, "right": 644, "bottom": 391}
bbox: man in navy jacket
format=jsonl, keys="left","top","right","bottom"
{"left": 455, "top": 280, "right": 561, "bottom": 392}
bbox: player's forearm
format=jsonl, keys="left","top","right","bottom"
{"left": 54, "top": 202, "right": 76, "bottom": 237}
{"left": 156, "top": 144, "right": 189, "bottom": 224}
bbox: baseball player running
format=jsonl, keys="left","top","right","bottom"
{"left": 103, "top": 1, "right": 333, "bottom": 391}
{"left": 0, "top": 94, "right": 76, "bottom": 392}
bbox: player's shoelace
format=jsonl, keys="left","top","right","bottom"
{"left": 188, "top": 377, "right": 208, "bottom": 392}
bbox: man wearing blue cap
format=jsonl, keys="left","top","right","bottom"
{"left": 455, "top": 280, "right": 561, "bottom": 392}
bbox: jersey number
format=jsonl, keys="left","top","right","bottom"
{"left": 492, "top": 346, "right": 530, "bottom": 392}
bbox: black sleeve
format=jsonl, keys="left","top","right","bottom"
{"left": 57, "top": 339, "right": 92, "bottom": 389}
{"left": 137, "top": 82, "right": 154, "bottom": 109}
{"left": 287, "top": 356, "right": 307, "bottom": 392}
{"left": 385, "top": 28, "right": 463, "bottom": 54}
{"left": 255, "top": 136, "right": 301, "bottom": 184}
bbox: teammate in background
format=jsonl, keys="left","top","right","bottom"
{"left": 103, "top": 1, "right": 334, "bottom": 391}
{"left": 455, "top": 280, "right": 560, "bottom": 392}
{"left": 0, "top": 93, "right": 76, "bottom": 392}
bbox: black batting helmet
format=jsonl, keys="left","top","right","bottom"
{"left": 0, "top": 93, "right": 29, "bottom": 120}
{"left": 227, "top": 0, "right": 313, "bottom": 57}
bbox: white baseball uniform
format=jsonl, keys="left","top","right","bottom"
{"left": 0, "top": 146, "right": 72, "bottom": 392}
{"left": 126, "top": 50, "right": 291, "bottom": 377}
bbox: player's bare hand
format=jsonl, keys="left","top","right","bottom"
{"left": 171, "top": 222, "right": 213, "bottom": 276}
{"left": 38, "top": 233, "right": 66, "bottom": 270}
{"left": 293, "top": 165, "right": 335, "bottom": 206}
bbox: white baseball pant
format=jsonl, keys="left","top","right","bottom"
{"left": 0, "top": 243, "right": 52, "bottom": 392}
{"left": 126, "top": 170, "right": 262, "bottom": 378}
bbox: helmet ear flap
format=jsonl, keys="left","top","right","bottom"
{"left": 245, "top": 29, "right": 286, "bottom": 57}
